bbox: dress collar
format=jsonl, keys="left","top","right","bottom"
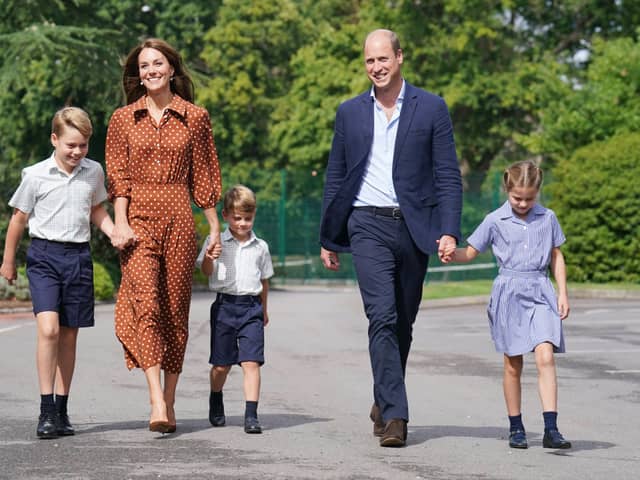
{"left": 131, "top": 94, "right": 189, "bottom": 118}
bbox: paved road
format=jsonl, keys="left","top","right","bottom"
{"left": 1, "top": 288, "right": 639, "bottom": 479}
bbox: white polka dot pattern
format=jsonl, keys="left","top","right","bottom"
{"left": 106, "top": 94, "right": 222, "bottom": 373}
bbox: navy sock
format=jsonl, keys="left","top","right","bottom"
{"left": 55, "top": 394, "right": 69, "bottom": 415}
{"left": 543, "top": 411, "right": 558, "bottom": 431}
{"left": 245, "top": 401, "right": 258, "bottom": 419}
{"left": 210, "top": 391, "right": 224, "bottom": 413}
{"left": 508, "top": 414, "right": 524, "bottom": 432}
{"left": 40, "top": 394, "right": 55, "bottom": 415}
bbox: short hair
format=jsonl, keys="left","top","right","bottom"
{"left": 51, "top": 107, "right": 93, "bottom": 138}
{"left": 503, "top": 161, "right": 544, "bottom": 192}
{"left": 223, "top": 185, "right": 257, "bottom": 213}
{"left": 122, "top": 38, "right": 194, "bottom": 104}
{"left": 364, "top": 29, "right": 402, "bottom": 54}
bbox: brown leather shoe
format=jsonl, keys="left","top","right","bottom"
{"left": 380, "top": 419, "right": 407, "bottom": 447}
{"left": 369, "top": 404, "right": 385, "bottom": 437}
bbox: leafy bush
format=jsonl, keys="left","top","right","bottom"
{"left": 549, "top": 133, "right": 640, "bottom": 282}
{"left": 93, "top": 261, "right": 115, "bottom": 301}
{"left": 0, "top": 266, "right": 30, "bottom": 301}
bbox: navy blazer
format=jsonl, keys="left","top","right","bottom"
{"left": 320, "top": 82, "right": 462, "bottom": 255}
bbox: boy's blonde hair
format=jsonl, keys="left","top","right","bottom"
{"left": 51, "top": 107, "right": 93, "bottom": 139}
{"left": 503, "top": 160, "right": 543, "bottom": 192}
{"left": 223, "top": 184, "right": 256, "bottom": 213}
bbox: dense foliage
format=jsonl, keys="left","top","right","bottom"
{"left": 549, "top": 133, "right": 640, "bottom": 282}
{"left": 1, "top": 1, "right": 640, "bottom": 285}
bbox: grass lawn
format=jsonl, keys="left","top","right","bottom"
{"left": 423, "top": 279, "right": 640, "bottom": 300}
{"left": 423, "top": 280, "right": 493, "bottom": 300}
{"left": 568, "top": 282, "right": 640, "bottom": 291}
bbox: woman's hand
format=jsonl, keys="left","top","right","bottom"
{"left": 111, "top": 222, "right": 137, "bottom": 250}
{"left": 205, "top": 239, "right": 222, "bottom": 260}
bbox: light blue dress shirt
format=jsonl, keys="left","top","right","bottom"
{"left": 353, "top": 81, "right": 406, "bottom": 207}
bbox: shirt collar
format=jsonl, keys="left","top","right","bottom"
{"left": 132, "top": 94, "right": 189, "bottom": 118}
{"left": 46, "top": 152, "right": 87, "bottom": 176}
{"left": 370, "top": 79, "right": 406, "bottom": 104}
{"left": 498, "top": 200, "right": 546, "bottom": 220}
{"left": 221, "top": 228, "right": 257, "bottom": 245}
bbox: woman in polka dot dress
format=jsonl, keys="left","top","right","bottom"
{"left": 106, "top": 38, "right": 222, "bottom": 433}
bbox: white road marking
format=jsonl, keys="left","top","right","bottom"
{"left": 0, "top": 324, "right": 30, "bottom": 334}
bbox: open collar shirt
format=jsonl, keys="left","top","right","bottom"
{"left": 353, "top": 80, "right": 405, "bottom": 207}
{"left": 196, "top": 228, "right": 274, "bottom": 296}
{"left": 9, "top": 153, "right": 108, "bottom": 242}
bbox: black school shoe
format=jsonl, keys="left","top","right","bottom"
{"left": 508, "top": 429, "right": 528, "bottom": 449}
{"left": 244, "top": 417, "right": 262, "bottom": 434}
{"left": 543, "top": 429, "right": 572, "bottom": 449}
{"left": 56, "top": 412, "right": 75, "bottom": 436}
{"left": 209, "top": 402, "right": 226, "bottom": 427}
{"left": 37, "top": 412, "right": 58, "bottom": 439}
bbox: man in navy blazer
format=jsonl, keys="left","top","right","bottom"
{"left": 320, "top": 29, "right": 462, "bottom": 447}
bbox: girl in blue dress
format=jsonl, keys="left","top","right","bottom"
{"left": 444, "top": 161, "right": 571, "bottom": 450}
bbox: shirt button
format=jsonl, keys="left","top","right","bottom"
{"left": 523, "top": 226, "right": 527, "bottom": 230}
{"left": 524, "top": 245, "right": 528, "bottom": 249}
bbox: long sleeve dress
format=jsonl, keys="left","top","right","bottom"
{"left": 106, "top": 94, "right": 222, "bottom": 373}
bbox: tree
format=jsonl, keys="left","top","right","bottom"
{"left": 0, "top": 0, "right": 219, "bottom": 270}
{"left": 198, "top": 0, "right": 325, "bottom": 200}
{"left": 549, "top": 133, "right": 640, "bottom": 282}
{"left": 521, "top": 34, "right": 640, "bottom": 161}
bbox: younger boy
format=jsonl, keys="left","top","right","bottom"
{"left": 196, "top": 185, "right": 273, "bottom": 434}
{"left": 0, "top": 107, "right": 114, "bottom": 439}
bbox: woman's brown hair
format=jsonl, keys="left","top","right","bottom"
{"left": 122, "top": 38, "right": 194, "bottom": 104}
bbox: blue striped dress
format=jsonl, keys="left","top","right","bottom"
{"left": 467, "top": 201, "right": 566, "bottom": 356}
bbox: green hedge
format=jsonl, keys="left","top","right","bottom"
{"left": 549, "top": 133, "right": 640, "bottom": 282}
{"left": 93, "top": 261, "right": 115, "bottom": 301}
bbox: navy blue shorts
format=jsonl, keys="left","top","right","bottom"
{"left": 209, "top": 293, "right": 264, "bottom": 366}
{"left": 26, "top": 238, "right": 95, "bottom": 328}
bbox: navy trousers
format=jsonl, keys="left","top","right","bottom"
{"left": 347, "top": 208, "right": 429, "bottom": 422}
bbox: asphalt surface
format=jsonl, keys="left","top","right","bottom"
{"left": 1, "top": 288, "right": 639, "bottom": 479}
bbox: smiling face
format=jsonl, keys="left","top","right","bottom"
{"left": 138, "top": 47, "right": 174, "bottom": 95}
{"left": 364, "top": 31, "right": 403, "bottom": 95}
{"left": 507, "top": 186, "right": 539, "bottom": 219}
{"left": 50, "top": 125, "right": 89, "bottom": 174}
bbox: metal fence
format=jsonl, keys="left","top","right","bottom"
{"left": 244, "top": 173, "right": 504, "bottom": 285}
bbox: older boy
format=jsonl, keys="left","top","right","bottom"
{"left": 0, "top": 107, "right": 114, "bottom": 438}
{"left": 196, "top": 185, "right": 273, "bottom": 434}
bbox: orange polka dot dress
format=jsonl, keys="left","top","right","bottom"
{"left": 106, "top": 95, "right": 221, "bottom": 374}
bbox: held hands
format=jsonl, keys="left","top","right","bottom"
{"left": 320, "top": 247, "right": 340, "bottom": 271}
{"left": 436, "top": 235, "right": 457, "bottom": 263}
{"left": 205, "top": 239, "right": 222, "bottom": 260}
{"left": 111, "top": 223, "right": 137, "bottom": 250}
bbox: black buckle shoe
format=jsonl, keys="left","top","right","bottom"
{"left": 56, "top": 412, "right": 75, "bottom": 436}
{"left": 209, "top": 402, "right": 225, "bottom": 427}
{"left": 508, "top": 429, "right": 528, "bottom": 449}
{"left": 543, "top": 429, "right": 572, "bottom": 449}
{"left": 37, "top": 412, "right": 58, "bottom": 439}
{"left": 244, "top": 417, "right": 262, "bottom": 434}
